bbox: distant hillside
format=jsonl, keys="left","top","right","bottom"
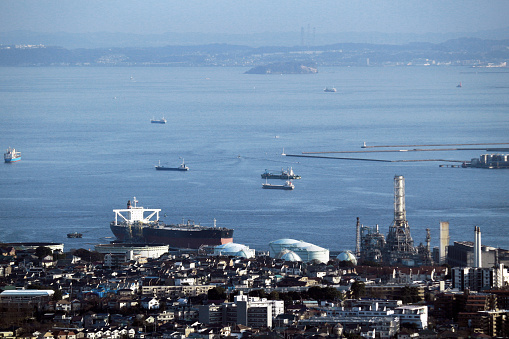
{"left": 1, "top": 28, "right": 509, "bottom": 49}
{"left": 0, "top": 38, "right": 508, "bottom": 67}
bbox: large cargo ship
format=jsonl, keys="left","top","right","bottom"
{"left": 109, "top": 198, "right": 233, "bottom": 249}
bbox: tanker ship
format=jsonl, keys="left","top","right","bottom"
{"left": 110, "top": 197, "right": 233, "bottom": 249}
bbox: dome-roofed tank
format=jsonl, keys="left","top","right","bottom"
{"left": 269, "top": 239, "right": 329, "bottom": 263}
{"left": 336, "top": 250, "right": 358, "bottom": 265}
{"left": 214, "top": 242, "right": 255, "bottom": 258}
{"left": 269, "top": 238, "right": 300, "bottom": 258}
{"left": 277, "top": 249, "right": 302, "bottom": 262}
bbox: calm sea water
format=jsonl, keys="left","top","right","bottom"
{"left": 1, "top": 66, "right": 508, "bottom": 253}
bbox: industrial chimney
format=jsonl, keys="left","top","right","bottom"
{"left": 474, "top": 226, "right": 482, "bottom": 268}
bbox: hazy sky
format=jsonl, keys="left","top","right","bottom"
{"left": 1, "top": 0, "right": 508, "bottom": 35}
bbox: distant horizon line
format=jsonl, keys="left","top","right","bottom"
{"left": 2, "top": 28, "right": 508, "bottom": 50}
{"left": 3, "top": 27, "right": 509, "bottom": 35}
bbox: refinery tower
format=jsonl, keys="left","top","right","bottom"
{"left": 384, "top": 175, "right": 416, "bottom": 263}
{"left": 355, "top": 175, "right": 433, "bottom": 266}
{"left": 357, "top": 175, "right": 432, "bottom": 266}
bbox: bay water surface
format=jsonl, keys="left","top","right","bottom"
{"left": 1, "top": 66, "right": 508, "bottom": 253}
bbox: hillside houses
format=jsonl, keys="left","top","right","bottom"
{"left": 0, "top": 245, "right": 508, "bottom": 338}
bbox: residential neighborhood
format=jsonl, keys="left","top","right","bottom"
{"left": 1, "top": 244, "right": 508, "bottom": 338}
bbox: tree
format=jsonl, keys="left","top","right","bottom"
{"left": 52, "top": 289, "right": 63, "bottom": 301}
{"left": 337, "top": 260, "right": 355, "bottom": 268}
{"left": 350, "top": 281, "right": 365, "bottom": 299}
{"left": 307, "top": 286, "right": 343, "bottom": 301}
{"left": 268, "top": 291, "right": 280, "bottom": 300}
{"left": 207, "top": 287, "right": 226, "bottom": 300}
{"left": 248, "top": 289, "right": 266, "bottom": 298}
{"left": 35, "top": 246, "right": 52, "bottom": 259}
{"left": 400, "top": 286, "right": 421, "bottom": 304}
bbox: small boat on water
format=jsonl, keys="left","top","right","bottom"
{"left": 261, "top": 167, "right": 301, "bottom": 180}
{"left": 67, "top": 232, "right": 83, "bottom": 238}
{"left": 456, "top": 82, "right": 462, "bottom": 88}
{"left": 4, "top": 147, "right": 21, "bottom": 163}
{"left": 151, "top": 117, "right": 167, "bottom": 124}
{"left": 324, "top": 87, "right": 337, "bottom": 92}
{"left": 155, "top": 159, "right": 189, "bottom": 171}
{"left": 262, "top": 180, "right": 295, "bottom": 190}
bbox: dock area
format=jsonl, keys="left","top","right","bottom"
{"left": 284, "top": 153, "right": 465, "bottom": 163}
{"left": 285, "top": 142, "right": 509, "bottom": 165}
{"left": 360, "top": 142, "right": 509, "bottom": 148}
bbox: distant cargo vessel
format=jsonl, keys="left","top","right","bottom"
{"left": 4, "top": 147, "right": 21, "bottom": 163}
{"left": 151, "top": 117, "right": 167, "bottom": 124}
{"left": 462, "top": 154, "right": 509, "bottom": 169}
{"left": 261, "top": 167, "right": 301, "bottom": 180}
{"left": 262, "top": 180, "right": 295, "bottom": 190}
{"left": 110, "top": 197, "right": 234, "bottom": 248}
{"left": 155, "top": 159, "right": 189, "bottom": 171}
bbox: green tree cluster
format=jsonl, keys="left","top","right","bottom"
{"left": 207, "top": 287, "right": 226, "bottom": 300}
{"left": 243, "top": 287, "right": 344, "bottom": 304}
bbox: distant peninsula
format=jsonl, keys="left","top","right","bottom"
{"left": 245, "top": 62, "right": 318, "bottom": 74}
{"left": 1, "top": 38, "right": 508, "bottom": 67}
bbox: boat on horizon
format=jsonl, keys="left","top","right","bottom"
{"left": 4, "top": 147, "right": 21, "bottom": 163}
{"left": 67, "top": 232, "right": 83, "bottom": 238}
{"left": 151, "top": 117, "right": 167, "bottom": 124}
{"left": 155, "top": 159, "right": 189, "bottom": 171}
{"left": 261, "top": 167, "right": 301, "bottom": 180}
{"left": 456, "top": 82, "right": 462, "bottom": 88}
{"left": 109, "top": 197, "right": 234, "bottom": 248}
{"left": 324, "top": 87, "right": 337, "bottom": 92}
{"left": 262, "top": 180, "right": 295, "bottom": 190}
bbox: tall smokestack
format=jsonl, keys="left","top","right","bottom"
{"left": 394, "top": 175, "right": 406, "bottom": 224}
{"left": 355, "top": 217, "right": 361, "bottom": 258}
{"left": 474, "top": 226, "right": 482, "bottom": 268}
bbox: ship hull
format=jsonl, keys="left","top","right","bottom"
{"left": 4, "top": 157, "right": 21, "bottom": 163}
{"left": 262, "top": 184, "right": 294, "bottom": 190}
{"left": 110, "top": 224, "right": 233, "bottom": 249}
{"left": 155, "top": 166, "right": 188, "bottom": 171}
{"left": 261, "top": 174, "right": 300, "bottom": 179}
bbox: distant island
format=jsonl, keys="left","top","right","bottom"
{"left": 245, "top": 62, "right": 318, "bottom": 74}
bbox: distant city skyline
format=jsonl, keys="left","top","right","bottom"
{"left": 1, "top": 0, "right": 508, "bottom": 36}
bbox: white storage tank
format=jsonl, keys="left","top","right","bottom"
{"left": 269, "top": 239, "right": 329, "bottom": 263}
{"left": 336, "top": 250, "right": 358, "bottom": 265}
{"left": 277, "top": 249, "right": 302, "bottom": 262}
{"left": 213, "top": 242, "right": 255, "bottom": 258}
{"left": 291, "top": 243, "right": 329, "bottom": 263}
{"left": 269, "top": 238, "right": 300, "bottom": 258}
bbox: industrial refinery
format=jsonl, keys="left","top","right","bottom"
{"left": 356, "top": 175, "right": 433, "bottom": 266}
